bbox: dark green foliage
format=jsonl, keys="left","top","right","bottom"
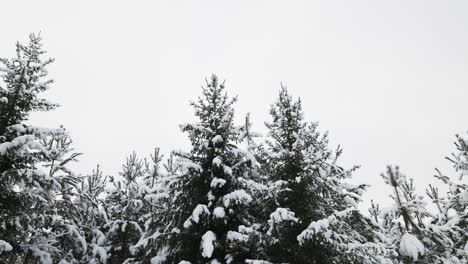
{"left": 261, "top": 86, "right": 380, "bottom": 264}
{"left": 163, "top": 75, "right": 262, "bottom": 263}
{"left": 0, "top": 34, "right": 82, "bottom": 263}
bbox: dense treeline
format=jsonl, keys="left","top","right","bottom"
{"left": 0, "top": 35, "right": 466, "bottom": 264}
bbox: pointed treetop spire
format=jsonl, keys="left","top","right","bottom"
{"left": 191, "top": 74, "right": 237, "bottom": 128}
{"left": 0, "top": 33, "right": 57, "bottom": 132}
{"left": 266, "top": 84, "right": 305, "bottom": 151}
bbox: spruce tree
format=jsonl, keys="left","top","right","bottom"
{"left": 262, "top": 86, "right": 387, "bottom": 264}
{"left": 164, "top": 75, "right": 263, "bottom": 263}
{"left": 0, "top": 34, "right": 82, "bottom": 263}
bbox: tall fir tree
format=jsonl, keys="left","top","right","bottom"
{"left": 163, "top": 75, "right": 263, "bottom": 263}
{"left": 262, "top": 86, "right": 389, "bottom": 264}
{"left": 0, "top": 34, "right": 82, "bottom": 263}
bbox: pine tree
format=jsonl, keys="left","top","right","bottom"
{"left": 130, "top": 151, "right": 180, "bottom": 263}
{"left": 74, "top": 166, "right": 110, "bottom": 264}
{"left": 103, "top": 152, "right": 149, "bottom": 264}
{"left": 262, "top": 86, "right": 388, "bottom": 264}
{"left": 377, "top": 166, "right": 427, "bottom": 263}
{"left": 73, "top": 150, "right": 169, "bottom": 264}
{"left": 435, "top": 133, "right": 468, "bottom": 263}
{"left": 163, "top": 75, "right": 263, "bottom": 263}
{"left": 0, "top": 34, "right": 81, "bottom": 263}
{"left": 376, "top": 134, "right": 468, "bottom": 264}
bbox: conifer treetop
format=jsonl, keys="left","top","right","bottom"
{"left": 191, "top": 74, "right": 237, "bottom": 129}
{"left": 0, "top": 33, "right": 57, "bottom": 129}
{"left": 265, "top": 84, "right": 305, "bottom": 151}
{"left": 181, "top": 74, "right": 239, "bottom": 158}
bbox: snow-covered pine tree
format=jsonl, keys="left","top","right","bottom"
{"left": 72, "top": 149, "right": 170, "bottom": 264}
{"left": 73, "top": 166, "right": 110, "bottom": 264}
{"left": 164, "top": 75, "right": 264, "bottom": 263}
{"left": 376, "top": 133, "right": 468, "bottom": 264}
{"left": 103, "top": 152, "right": 149, "bottom": 264}
{"left": 0, "top": 34, "right": 82, "bottom": 263}
{"left": 377, "top": 166, "right": 428, "bottom": 263}
{"left": 443, "top": 133, "right": 468, "bottom": 245}
{"left": 436, "top": 133, "right": 468, "bottom": 262}
{"left": 262, "top": 86, "right": 389, "bottom": 264}
{"left": 130, "top": 151, "right": 181, "bottom": 263}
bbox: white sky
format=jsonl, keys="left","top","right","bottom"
{"left": 2, "top": 0, "right": 467, "bottom": 209}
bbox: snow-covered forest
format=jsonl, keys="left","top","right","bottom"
{"left": 0, "top": 34, "right": 467, "bottom": 264}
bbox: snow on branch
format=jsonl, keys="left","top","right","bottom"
{"left": 297, "top": 208, "right": 355, "bottom": 245}
{"left": 183, "top": 204, "right": 210, "bottom": 228}
{"left": 399, "top": 233, "right": 425, "bottom": 261}
{"left": 201, "top": 231, "right": 216, "bottom": 258}
{"left": 223, "top": 190, "right": 252, "bottom": 207}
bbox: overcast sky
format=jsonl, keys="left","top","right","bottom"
{"left": 1, "top": 0, "right": 467, "bottom": 209}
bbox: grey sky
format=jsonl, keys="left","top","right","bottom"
{"left": 2, "top": 0, "right": 467, "bottom": 209}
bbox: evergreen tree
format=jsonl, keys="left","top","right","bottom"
{"left": 376, "top": 166, "right": 428, "bottom": 263}
{"left": 0, "top": 34, "right": 82, "bottom": 263}
{"left": 262, "top": 86, "right": 388, "bottom": 264}
{"left": 163, "top": 75, "right": 263, "bottom": 263}
{"left": 74, "top": 166, "right": 110, "bottom": 264}
{"left": 376, "top": 133, "right": 468, "bottom": 264}
{"left": 130, "top": 151, "right": 181, "bottom": 263}
{"left": 73, "top": 150, "right": 169, "bottom": 264}
{"left": 103, "top": 152, "right": 149, "bottom": 264}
